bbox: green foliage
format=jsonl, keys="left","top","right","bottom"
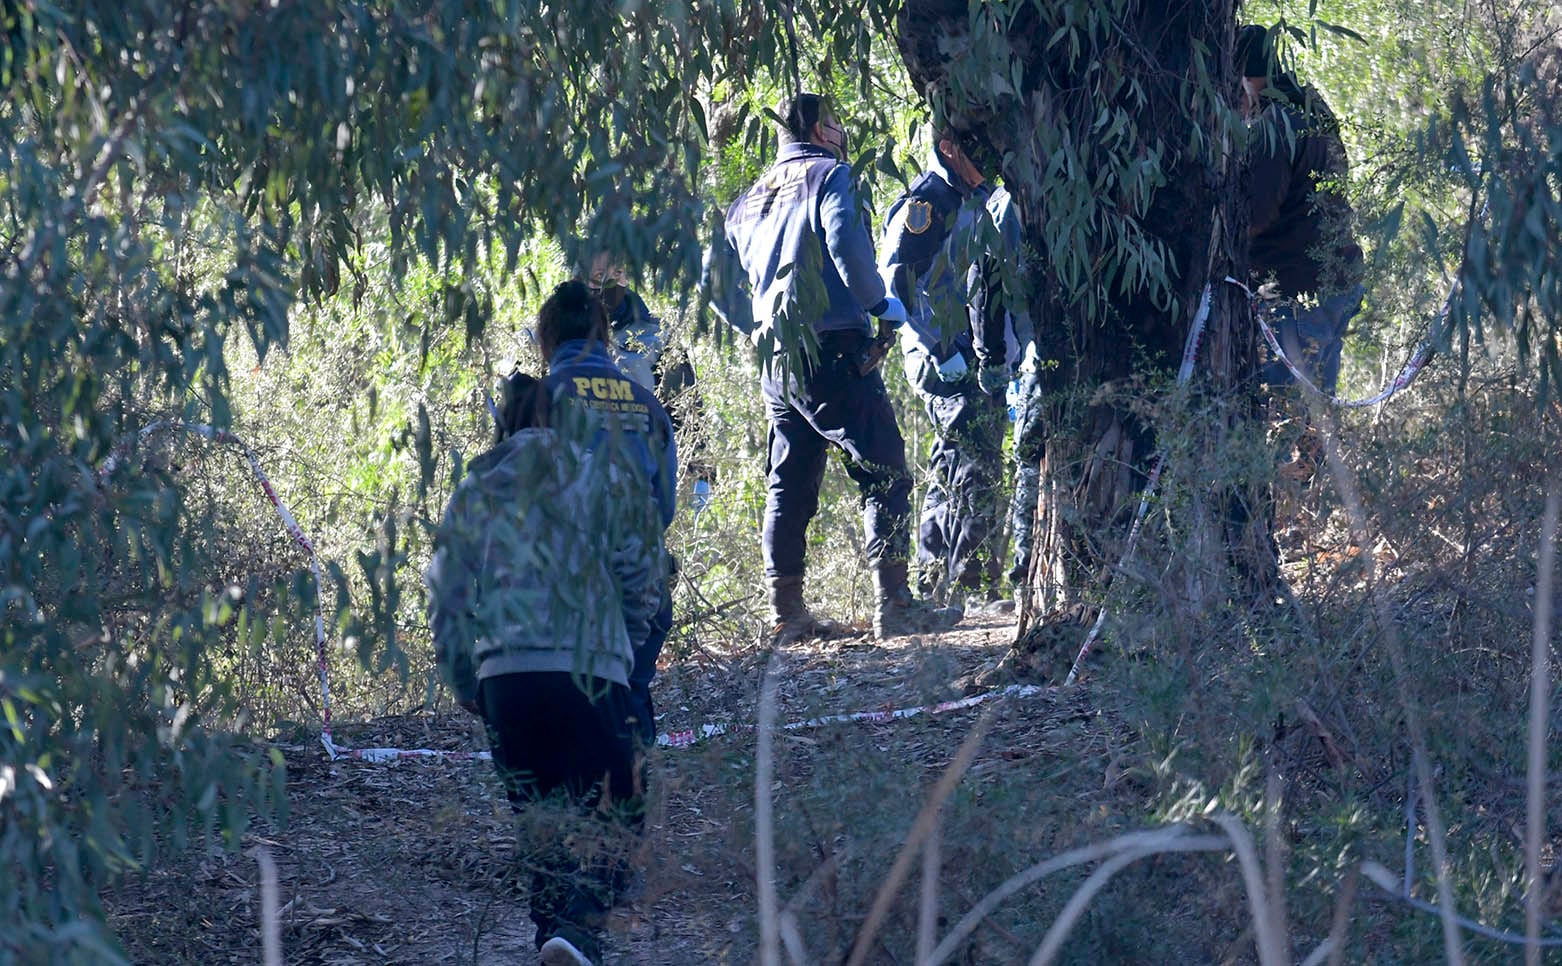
{"left": 1441, "top": 47, "right": 1562, "bottom": 403}
{"left": 1, "top": 0, "right": 745, "bottom": 953}
{"left": 7, "top": 0, "right": 1562, "bottom": 957}
{"left": 0, "top": 0, "right": 932, "bottom": 944}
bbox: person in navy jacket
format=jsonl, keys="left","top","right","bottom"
{"left": 879, "top": 132, "right": 1020, "bottom": 607}
{"left": 703, "top": 93, "right": 960, "bottom": 641}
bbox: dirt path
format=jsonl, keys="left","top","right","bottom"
{"left": 107, "top": 615, "right": 1135, "bottom": 964}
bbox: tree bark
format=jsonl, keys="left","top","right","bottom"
{"left": 897, "top": 0, "right": 1274, "bottom": 661}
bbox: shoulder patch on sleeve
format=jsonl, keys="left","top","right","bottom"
{"left": 905, "top": 200, "right": 934, "bottom": 235}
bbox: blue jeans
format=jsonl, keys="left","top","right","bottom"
{"left": 1007, "top": 366, "right": 1046, "bottom": 590}
{"left": 1258, "top": 285, "right": 1365, "bottom": 395}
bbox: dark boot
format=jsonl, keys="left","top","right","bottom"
{"left": 873, "top": 561, "right": 963, "bottom": 639}
{"left": 767, "top": 575, "right": 844, "bottom": 646}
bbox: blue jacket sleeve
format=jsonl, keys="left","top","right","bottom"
{"left": 701, "top": 223, "right": 756, "bottom": 336}
{"left": 817, "top": 165, "right": 889, "bottom": 315}
{"left": 983, "top": 189, "right": 1034, "bottom": 362}
{"left": 657, "top": 413, "right": 678, "bottom": 528}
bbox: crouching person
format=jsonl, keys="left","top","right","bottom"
{"left": 428, "top": 359, "right": 663, "bottom": 965}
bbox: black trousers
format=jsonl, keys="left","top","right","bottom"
{"left": 478, "top": 672, "right": 642, "bottom": 955}
{"left": 916, "top": 382, "right": 1008, "bottom": 592}
{"left": 760, "top": 331, "right": 913, "bottom": 578}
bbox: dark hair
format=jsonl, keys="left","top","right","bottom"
{"left": 935, "top": 128, "right": 996, "bottom": 181}
{"left": 1236, "top": 24, "right": 1309, "bottom": 110}
{"left": 778, "top": 93, "right": 826, "bottom": 144}
{"left": 567, "top": 239, "right": 613, "bottom": 280}
{"left": 495, "top": 371, "right": 548, "bottom": 441}
{"left": 535, "top": 279, "right": 608, "bottom": 358}
{"left": 1236, "top": 24, "right": 1277, "bottom": 79}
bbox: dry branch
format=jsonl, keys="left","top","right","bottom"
{"left": 845, "top": 711, "right": 995, "bottom": 966}
{"left": 1524, "top": 481, "right": 1560, "bottom": 963}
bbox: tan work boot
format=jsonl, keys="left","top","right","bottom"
{"left": 873, "top": 561, "right": 963, "bottom": 639}
{"left": 767, "top": 575, "right": 845, "bottom": 646}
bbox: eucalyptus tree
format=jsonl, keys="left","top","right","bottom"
{"left": 0, "top": 0, "right": 764, "bottom": 955}
{"left": 897, "top": 0, "right": 1270, "bottom": 644}
{"left": 5, "top": 0, "right": 1558, "bottom": 955}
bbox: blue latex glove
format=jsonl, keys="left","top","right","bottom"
{"left": 1005, "top": 378, "right": 1023, "bottom": 421}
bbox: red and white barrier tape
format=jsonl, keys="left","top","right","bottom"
{"left": 101, "top": 422, "right": 1052, "bottom": 763}
{"left": 1224, "top": 274, "right": 1447, "bottom": 408}
{"left": 657, "top": 683, "right": 1050, "bottom": 749}
{"left": 336, "top": 746, "right": 494, "bottom": 763}
{"left": 311, "top": 684, "right": 1052, "bottom": 761}
{"left": 1064, "top": 283, "right": 1212, "bottom": 686}
{"left": 100, "top": 421, "right": 338, "bottom": 758}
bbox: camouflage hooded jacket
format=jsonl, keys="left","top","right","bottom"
{"left": 426, "top": 423, "right": 662, "bottom": 704}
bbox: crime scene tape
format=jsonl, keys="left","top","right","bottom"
{"left": 100, "top": 422, "right": 1054, "bottom": 762}
{"left": 1224, "top": 274, "right": 1450, "bottom": 408}
{"left": 100, "top": 421, "right": 339, "bottom": 758}
{"left": 657, "top": 683, "right": 1050, "bottom": 749}
{"left": 1063, "top": 283, "right": 1213, "bottom": 686}
{"left": 324, "top": 684, "right": 1052, "bottom": 761}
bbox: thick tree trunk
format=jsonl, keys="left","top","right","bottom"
{"left": 898, "top": 0, "right": 1274, "bottom": 664}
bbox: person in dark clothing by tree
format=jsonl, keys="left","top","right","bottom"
{"left": 1239, "top": 24, "right": 1366, "bottom": 485}
{"left": 703, "top": 92, "right": 962, "bottom": 642}
{"left": 1239, "top": 23, "right": 1366, "bottom": 397}
{"left": 879, "top": 131, "right": 1022, "bottom": 609}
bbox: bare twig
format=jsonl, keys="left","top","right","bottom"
{"left": 1299, "top": 939, "right": 1335, "bottom": 966}
{"left": 783, "top": 842, "right": 854, "bottom": 917}
{"left": 779, "top": 910, "right": 808, "bottom": 966}
{"left": 1525, "top": 481, "right": 1560, "bottom": 964}
{"left": 1028, "top": 847, "right": 1154, "bottom": 966}
{"left": 845, "top": 711, "right": 995, "bottom": 966}
{"left": 1404, "top": 768, "right": 1417, "bottom": 895}
{"left": 1292, "top": 698, "right": 1351, "bottom": 770}
{"left": 1265, "top": 766, "right": 1289, "bottom": 962}
{"left": 778, "top": 840, "right": 856, "bottom": 965}
{"left": 917, "top": 823, "right": 941, "bottom": 965}
{"left": 926, "top": 826, "right": 1229, "bottom": 965}
{"left": 1313, "top": 402, "right": 1466, "bottom": 965}
{"left": 756, "top": 661, "right": 781, "bottom": 966}
{"left": 1212, "top": 812, "right": 1289, "bottom": 966}
{"left": 1318, "top": 864, "right": 1358, "bottom": 966}
{"left": 1360, "top": 862, "right": 1562, "bottom": 948}
{"left": 254, "top": 846, "right": 282, "bottom": 966}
